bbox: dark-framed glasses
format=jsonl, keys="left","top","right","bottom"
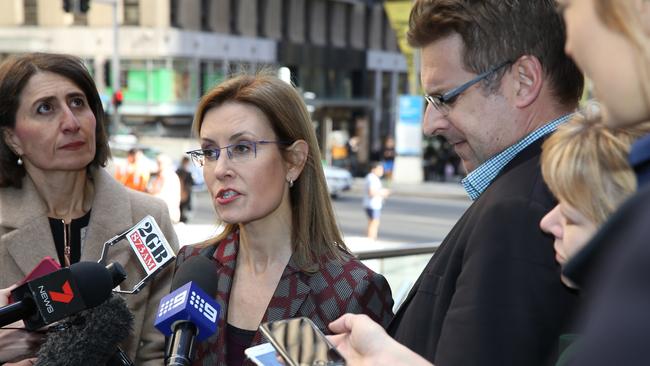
{"left": 424, "top": 61, "right": 511, "bottom": 116}
{"left": 186, "top": 140, "right": 291, "bottom": 167}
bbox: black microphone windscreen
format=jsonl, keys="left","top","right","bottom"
{"left": 35, "top": 294, "right": 134, "bottom": 366}
{"left": 171, "top": 255, "right": 218, "bottom": 295}
{"left": 69, "top": 261, "right": 116, "bottom": 308}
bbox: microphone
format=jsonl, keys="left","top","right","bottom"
{"left": 154, "top": 255, "right": 220, "bottom": 366}
{"left": 0, "top": 261, "right": 126, "bottom": 330}
{"left": 34, "top": 294, "right": 134, "bottom": 366}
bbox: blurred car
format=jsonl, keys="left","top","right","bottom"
{"left": 323, "top": 165, "right": 352, "bottom": 198}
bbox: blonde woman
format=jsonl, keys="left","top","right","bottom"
{"left": 540, "top": 112, "right": 646, "bottom": 284}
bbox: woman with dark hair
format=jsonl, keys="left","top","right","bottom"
{"left": 0, "top": 53, "right": 178, "bottom": 365}
{"left": 177, "top": 73, "right": 394, "bottom": 365}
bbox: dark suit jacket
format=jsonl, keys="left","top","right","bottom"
{"left": 629, "top": 133, "right": 650, "bottom": 187}
{"left": 176, "top": 231, "right": 394, "bottom": 366}
{"left": 563, "top": 183, "right": 650, "bottom": 366}
{"left": 388, "top": 139, "right": 579, "bottom": 366}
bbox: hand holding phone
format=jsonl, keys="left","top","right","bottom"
{"left": 245, "top": 343, "right": 285, "bottom": 366}
{"left": 259, "top": 317, "right": 346, "bottom": 366}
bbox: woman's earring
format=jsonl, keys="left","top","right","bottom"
{"left": 17, "top": 156, "right": 22, "bottom": 166}
{"left": 287, "top": 177, "right": 294, "bottom": 188}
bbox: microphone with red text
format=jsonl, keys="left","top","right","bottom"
{"left": 154, "top": 256, "right": 220, "bottom": 366}
{"left": 0, "top": 261, "right": 126, "bottom": 330}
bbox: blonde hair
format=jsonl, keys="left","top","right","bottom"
{"left": 595, "top": 0, "right": 650, "bottom": 112}
{"left": 542, "top": 111, "right": 649, "bottom": 225}
{"left": 192, "top": 72, "right": 349, "bottom": 272}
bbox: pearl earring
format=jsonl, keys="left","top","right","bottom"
{"left": 287, "top": 177, "right": 294, "bottom": 188}
{"left": 17, "top": 156, "right": 22, "bottom": 166}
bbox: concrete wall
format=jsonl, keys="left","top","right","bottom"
{"left": 141, "top": 0, "right": 171, "bottom": 28}
{"left": 0, "top": 0, "right": 23, "bottom": 26}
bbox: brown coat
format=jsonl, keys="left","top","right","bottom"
{"left": 0, "top": 167, "right": 179, "bottom": 365}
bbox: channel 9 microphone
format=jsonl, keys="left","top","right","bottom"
{"left": 0, "top": 261, "right": 126, "bottom": 330}
{"left": 155, "top": 256, "right": 220, "bottom": 366}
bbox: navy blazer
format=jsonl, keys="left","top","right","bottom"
{"left": 563, "top": 183, "right": 650, "bottom": 365}
{"left": 388, "top": 139, "right": 579, "bottom": 366}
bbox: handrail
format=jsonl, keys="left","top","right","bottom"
{"left": 352, "top": 242, "right": 439, "bottom": 260}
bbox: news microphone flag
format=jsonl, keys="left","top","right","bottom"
{"left": 154, "top": 282, "right": 220, "bottom": 341}
{"left": 11, "top": 267, "right": 85, "bottom": 329}
{"left": 99, "top": 215, "right": 176, "bottom": 294}
{"left": 125, "top": 215, "right": 175, "bottom": 276}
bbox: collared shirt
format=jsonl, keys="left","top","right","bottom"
{"left": 462, "top": 114, "right": 572, "bottom": 200}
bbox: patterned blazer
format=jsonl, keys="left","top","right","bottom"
{"left": 175, "top": 231, "right": 394, "bottom": 366}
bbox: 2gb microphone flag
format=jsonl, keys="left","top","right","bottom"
{"left": 98, "top": 215, "right": 176, "bottom": 294}
{"left": 125, "top": 215, "right": 175, "bottom": 276}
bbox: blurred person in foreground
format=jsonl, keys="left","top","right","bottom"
{"left": 0, "top": 52, "right": 179, "bottom": 365}
{"left": 553, "top": 0, "right": 650, "bottom": 365}
{"left": 147, "top": 153, "right": 181, "bottom": 224}
{"left": 330, "top": 0, "right": 584, "bottom": 365}
{"left": 176, "top": 73, "right": 394, "bottom": 366}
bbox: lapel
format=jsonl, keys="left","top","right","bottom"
{"left": 261, "top": 257, "right": 312, "bottom": 323}
{"left": 80, "top": 168, "right": 134, "bottom": 266}
{"left": 2, "top": 176, "right": 58, "bottom": 279}
{"left": 390, "top": 139, "right": 546, "bottom": 325}
{"left": 0, "top": 169, "right": 136, "bottom": 281}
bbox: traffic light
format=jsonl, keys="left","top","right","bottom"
{"left": 112, "top": 90, "right": 123, "bottom": 109}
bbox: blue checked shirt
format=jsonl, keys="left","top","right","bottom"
{"left": 461, "top": 114, "right": 573, "bottom": 200}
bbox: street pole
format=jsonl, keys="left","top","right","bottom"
{"left": 95, "top": 0, "right": 121, "bottom": 135}
{"left": 111, "top": 0, "right": 121, "bottom": 134}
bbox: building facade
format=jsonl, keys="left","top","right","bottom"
{"left": 0, "top": 0, "right": 407, "bottom": 170}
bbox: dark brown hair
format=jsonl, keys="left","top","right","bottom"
{"left": 193, "top": 73, "right": 350, "bottom": 272}
{"left": 408, "top": 0, "right": 584, "bottom": 105}
{"left": 0, "top": 53, "right": 110, "bottom": 188}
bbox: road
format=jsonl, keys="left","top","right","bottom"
{"left": 184, "top": 188, "right": 471, "bottom": 245}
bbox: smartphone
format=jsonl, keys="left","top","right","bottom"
{"left": 259, "top": 317, "right": 346, "bottom": 366}
{"left": 9, "top": 256, "right": 61, "bottom": 303}
{"left": 245, "top": 343, "right": 285, "bottom": 366}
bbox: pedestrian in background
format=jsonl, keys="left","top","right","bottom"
{"left": 114, "top": 147, "right": 150, "bottom": 192}
{"left": 176, "top": 156, "right": 194, "bottom": 223}
{"left": 363, "top": 161, "right": 389, "bottom": 241}
{"left": 147, "top": 153, "right": 181, "bottom": 224}
{"left": 382, "top": 137, "right": 396, "bottom": 180}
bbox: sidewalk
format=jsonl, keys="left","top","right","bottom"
{"left": 350, "top": 178, "right": 469, "bottom": 200}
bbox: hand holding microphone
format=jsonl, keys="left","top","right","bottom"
{"left": 0, "top": 285, "right": 42, "bottom": 364}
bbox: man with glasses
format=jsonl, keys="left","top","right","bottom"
{"left": 329, "top": 0, "right": 585, "bottom": 360}
{"left": 382, "top": 1, "right": 584, "bottom": 365}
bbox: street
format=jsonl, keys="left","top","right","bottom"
{"left": 182, "top": 184, "right": 471, "bottom": 246}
